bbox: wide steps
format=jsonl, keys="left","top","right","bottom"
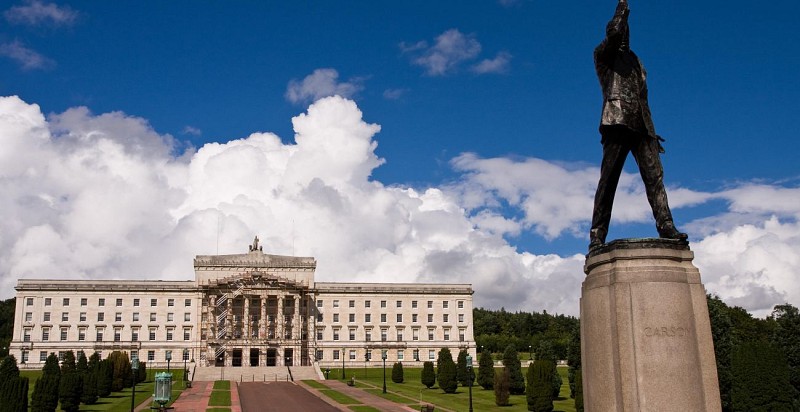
{"left": 191, "top": 365, "right": 322, "bottom": 382}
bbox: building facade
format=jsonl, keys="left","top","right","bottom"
{"left": 9, "top": 241, "right": 475, "bottom": 369}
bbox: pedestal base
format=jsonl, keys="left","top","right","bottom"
{"left": 580, "top": 239, "right": 721, "bottom": 411}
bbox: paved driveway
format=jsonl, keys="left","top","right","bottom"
{"left": 238, "top": 382, "right": 340, "bottom": 412}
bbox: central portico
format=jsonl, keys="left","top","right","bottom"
{"left": 196, "top": 237, "right": 317, "bottom": 367}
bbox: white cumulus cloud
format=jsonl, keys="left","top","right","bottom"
{"left": 1, "top": 94, "right": 798, "bottom": 317}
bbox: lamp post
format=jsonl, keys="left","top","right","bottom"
{"left": 183, "top": 349, "right": 188, "bottom": 385}
{"left": 382, "top": 350, "right": 387, "bottom": 394}
{"left": 364, "top": 351, "right": 368, "bottom": 379}
{"left": 130, "top": 358, "right": 139, "bottom": 412}
{"left": 342, "top": 348, "right": 345, "bottom": 380}
{"left": 528, "top": 345, "right": 533, "bottom": 360}
{"left": 466, "top": 354, "right": 473, "bottom": 412}
{"left": 166, "top": 351, "right": 172, "bottom": 374}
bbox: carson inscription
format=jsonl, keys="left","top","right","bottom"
{"left": 644, "top": 326, "right": 688, "bottom": 337}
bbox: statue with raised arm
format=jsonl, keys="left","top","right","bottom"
{"left": 589, "top": 0, "right": 687, "bottom": 249}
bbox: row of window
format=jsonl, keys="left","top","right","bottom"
{"left": 26, "top": 311, "right": 192, "bottom": 323}
{"left": 320, "top": 348, "right": 448, "bottom": 362}
{"left": 23, "top": 326, "right": 193, "bottom": 342}
{"left": 321, "top": 299, "right": 465, "bottom": 309}
{"left": 321, "top": 326, "right": 467, "bottom": 342}
{"left": 321, "top": 313, "right": 465, "bottom": 324}
{"left": 19, "top": 349, "right": 189, "bottom": 364}
{"left": 25, "top": 297, "right": 192, "bottom": 308}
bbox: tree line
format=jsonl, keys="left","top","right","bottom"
{"left": 475, "top": 297, "right": 800, "bottom": 411}
{"left": 0, "top": 350, "right": 146, "bottom": 412}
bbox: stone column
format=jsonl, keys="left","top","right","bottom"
{"left": 261, "top": 296, "right": 267, "bottom": 340}
{"left": 226, "top": 294, "right": 232, "bottom": 340}
{"left": 277, "top": 294, "right": 284, "bottom": 341}
{"left": 293, "top": 295, "right": 301, "bottom": 340}
{"left": 581, "top": 239, "right": 721, "bottom": 412}
{"left": 244, "top": 296, "right": 250, "bottom": 341}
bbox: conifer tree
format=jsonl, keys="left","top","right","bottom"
{"left": 108, "top": 351, "right": 131, "bottom": 391}
{"left": 0, "top": 355, "right": 29, "bottom": 412}
{"left": 567, "top": 322, "right": 581, "bottom": 399}
{"left": 478, "top": 350, "right": 495, "bottom": 390}
{"left": 438, "top": 355, "right": 458, "bottom": 394}
{"left": 494, "top": 368, "right": 510, "bottom": 406}
{"left": 8, "top": 376, "right": 29, "bottom": 412}
{"left": 97, "top": 359, "right": 112, "bottom": 397}
{"left": 81, "top": 369, "right": 98, "bottom": 405}
{"left": 550, "top": 362, "right": 561, "bottom": 399}
{"left": 436, "top": 347, "right": 453, "bottom": 384}
{"left": 59, "top": 351, "right": 81, "bottom": 412}
{"left": 574, "top": 369, "right": 584, "bottom": 412}
{"left": 456, "top": 349, "right": 468, "bottom": 386}
{"left": 77, "top": 351, "right": 88, "bottom": 375}
{"left": 421, "top": 361, "right": 436, "bottom": 388}
{"left": 137, "top": 361, "right": 147, "bottom": 383}
{"left": 391, "top": 362, "right": 404, "bottom": 383}
{"left": 502, "top": 345, "right": 525, "bottom": 395}
{"left": 31, "top": 353, "right": 61, "bottom": 412}
{"left": 527, "top": 360, "right": 554, "bottom": 412}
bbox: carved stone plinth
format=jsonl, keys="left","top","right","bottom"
{"left": 581, "top": 239, "right": 721, "bottom": 412}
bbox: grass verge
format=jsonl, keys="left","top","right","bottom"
{"left": 328, "top": 366, "right": 577, "bottom": 412}
{"left": 302, "top": 379, "right": 329, "bottom": 389}
{"left": 213, "top": 380, "right": 231, "bottom": 390}
{"left": 318, "top": 389, "right": 361, "bottom": 405}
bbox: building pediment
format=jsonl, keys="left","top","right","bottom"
{"left": 203, "top": 270, "right": 311, "bottom": 291}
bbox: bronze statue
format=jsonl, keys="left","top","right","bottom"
{"left": 589, "top": 0, "right": 687, "bottom": 249}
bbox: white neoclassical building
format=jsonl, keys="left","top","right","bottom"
{"left": 9, "top": 239, "right": 476, "bottom": 370}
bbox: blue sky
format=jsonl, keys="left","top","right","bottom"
{"left": 1, "top": 0, "right": 799, "bottom": 316}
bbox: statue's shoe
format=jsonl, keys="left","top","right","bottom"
{"left": 659, "top": 224, "right": 688, "bottom": 241}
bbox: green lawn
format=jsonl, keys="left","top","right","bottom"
{"left": 208, "top": 390, "right": 231, "bottom": 407}
{"left": 20, "top": 368, "right": 186, "bottom": 411}
{"left": 213, "top": 380, "right": 231, "bottom": 390}
{"left": 364, "top": 388, "right": 419, "bottom": 405}
{"left": 318, "top": 389, "right": 361, "bottom": 405}
{"left": 302, "top": 379, "right": 329, "bottom": 389}
{"left": 348, "top": 406, "right": 381, "bottom": 412}
{"left": 325, "top": 366, "right": 578, "bottom": 412}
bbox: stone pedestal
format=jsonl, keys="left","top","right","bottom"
{"left": 580, "top": 239, "right": 721, "bottom": 412}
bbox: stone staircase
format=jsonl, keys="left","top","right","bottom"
{"left": 192, "top": 365, "right": 323, "bottom": 382}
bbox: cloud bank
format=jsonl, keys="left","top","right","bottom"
{"left": 1, "top": 95, "right": 798, "bottom": 317}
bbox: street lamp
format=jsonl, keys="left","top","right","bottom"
{"left": 528, "top": 345, "right": 533, "bottom": 360}
{"left": 466, "top": 354, "right": 474, "bottom": 412}
{"left": 381, "top": 350, "right": 387, "bottom": 394}
{"left": 342, "top": 348, "right": 346, "bottom": 380}
{"left": 130, "top": 358, "right": 139, "bottom": 412}
{"left": 166, "top": 350, "right": 172, "bottom": 374}
{"left": 183, "top": 349, "right": 188, "bottom": 385}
